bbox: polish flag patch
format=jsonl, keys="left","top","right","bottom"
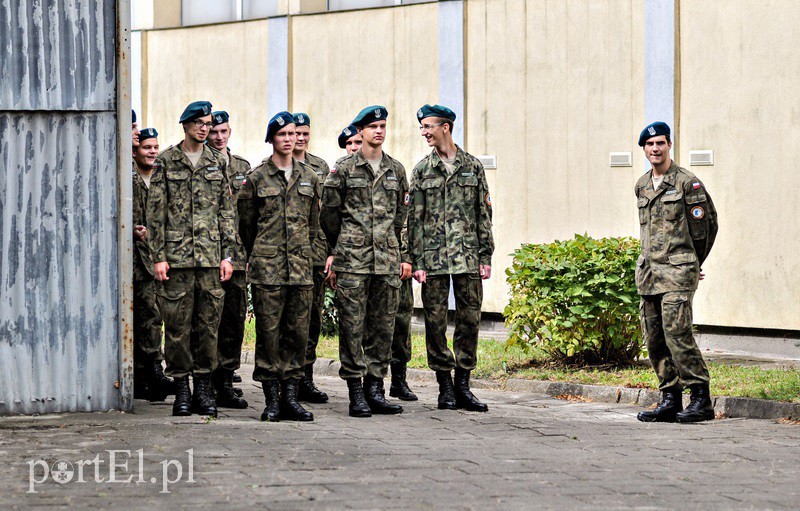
{"left": 692, "top": 182, "right": 701, "bottom": 189}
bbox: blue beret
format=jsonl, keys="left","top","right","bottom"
{"left": 352, "top": 105, "right": 388, "bottom": 127}
{"left": 416, "top": 104, "right": 456, "bottom": 123}
{"left": 179, "top": 100, "right": 213, "bottom": 124}
{"left": 211, "top": 111, "right": 229, "bottom": 126}
{"left": 293, "top": 113, "right": 310, "bottom": 127}
{"left": 265, "top": 111, "right": 295, "bottom": 142}
{"left": 139, "top": 127, "right": 158, "bottom": 142}
{"left": 132, "top": 109, "right": 137, "bottom": 124}
{"left": 638, "top": 121, "right": 671, "bottom": 147}
{"left": 338, "top": 124, "right": 359, "bottom": 149}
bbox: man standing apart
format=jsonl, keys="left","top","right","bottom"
{"left": 409, "top": 104, "right": 493, "bottom": 412}
{"left": 239, "top": 112, "right": 318, "bottom": 422}
{"left": 635, "top": 122, "right": 718, "bottom": 423}
{"left": 132, "top": 128, "right": 175, "bottom": 401}
{"left": 320, "top": 105, "right": 410, "bottom": 417}
{"left": 149, "top": 101, "right": 235, "bottom": 418}
{"left": 291, "top": 112, "right": 330, "bottom": 404}
{"left": 203, "top": 110, "right": 250, "bottom": 409}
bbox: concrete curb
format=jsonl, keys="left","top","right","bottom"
{"left": 303, "top": 357, "right": 800, "bottom": 421}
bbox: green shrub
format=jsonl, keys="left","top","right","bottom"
{"left": 504, "top": 234, "right": 643, "bottom": 365}
{"left": 321, "top": 286, "right": 339, "bottom": 336}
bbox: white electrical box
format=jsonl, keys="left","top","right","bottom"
{"left": 476, "top": 155, "right": 497, "bottom": 169}
{"left": 609, "top": 152, "right": 632, "bottom": 167}
{"left": 689, "top": 150, "right": 714, "bottom": 166}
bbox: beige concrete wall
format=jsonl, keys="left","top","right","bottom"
{"left": 466, "top": 0, "right": 646, "bottom": 313}
{"left": 143, "top": 20, "right": 270, "bottom": 166}
{"left": 678, "top": 0, "right": 800, "bottom": 330}
{"left": 290, "top": 4, "right": 437, "bottom": 170}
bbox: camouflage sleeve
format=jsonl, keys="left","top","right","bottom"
{"left": 396, "top": 163, "right": 411, "bottom": 265}
{"left": 319, "top": 167, "right": 344, "bottom": 251}
{"left": 476, "top": 163, "right": 495, "bottom": 266}
{"left": 309, "top": 173, "right": 320, "bottom": 248}
{"left": 218, "top": 159, "right": 236, "bottom": 261}
{"left": 238, "top": 172, "right": 257, "bottom": 258}
{"left": 683, "top": 179, "right": 718, "bottom": 267}
{"left": 148, "top": 157, "right": 167, "bottom": 263}
{"left": 408, "top": 166, "right": 424, "bottom": 270}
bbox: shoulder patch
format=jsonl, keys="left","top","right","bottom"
{"left": 690, "top": 206, "right": 705, "bottom": 220}
{"left": 403, "top": 192, "right": 410, "bottom": 205}
{"left": 485, "top": 192, "right": 492, "bottom": 207}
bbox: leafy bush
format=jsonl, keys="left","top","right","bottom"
{"left": 504, "top": 234, "right": 643, "bottom": 365}
{"left": 321, "top": 286, "right": 339, "bottom": 336}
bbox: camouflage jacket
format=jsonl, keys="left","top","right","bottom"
{"left": 408, "top": 147, "right": 494, "bottom": 275}
{"left": 148, "top": 143, "right": 236, "bottom": 268}
{"left": 635, "top": 161, "right": 718, "bottom": 295}
{"left": 300, "top": 152, "right": 330, "bottom": 266}
{"left": 132, "top": 161, "right": 154, "bottom": 281}
{"left": 320, "top": 150, "right": 410, "bottom": 275}
{"left": 239, "top": 157, "right": 319, "bottom": 286}
{"left": 225, "top": 149, "right": 251, "bottom": 271}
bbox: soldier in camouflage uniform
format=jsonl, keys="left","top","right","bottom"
{"left": 634, "top": 122, "right": 719, "bottom": 424}
{"left": 409, "top": 104, "right": 494, "bottom": 413}
{"left": 132, "top": 127, "right": 175, "bottom": 402}
{"left": 239, "top": 111, "right": 318, "bottom": 422}
{"left": 291, "top": 112, "right": 330, "bottom": 404}
{"left": 203, "top": 110, "right": 249, "bottom": 409}
{"left": 320, "top": 106, "right": 410, "bottom": 418}
{"left": 149, "top": 101, "right": 236, "bottom": 418}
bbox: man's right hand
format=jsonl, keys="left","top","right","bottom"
{"left": 323, "top": 255, "right": 337, "bottom": 289}
{"left": 154, "top": 261, "right": 170, "bottom": 281}
{"left": 133, "top": 225, "right": 147, "bottom": 241}
{"left": 412, "top": 270, "right": 427, "bottom": 284}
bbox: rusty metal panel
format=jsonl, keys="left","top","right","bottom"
{"left": 0, "top": 0, "right": 116, "bottom": 111}
{"left": 0, "top": 0, "right": 127, "bottom": 415}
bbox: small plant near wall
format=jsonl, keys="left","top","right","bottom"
{"left": 504, "top": 234, "right": 643, "bottom": 366}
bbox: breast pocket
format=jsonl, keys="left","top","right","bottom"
{"left": 661, "top": 193, "right": 683, "bottom": 221}
{"left": 637, "top": 197, "right": 650, "bottom": 225}
{"left": 166, "top": 169, "right": 191, "bottom": 202}
{"left": 257, "top": 186, "right": 282, "bottom": 215}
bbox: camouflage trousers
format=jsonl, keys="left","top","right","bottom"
{"left": 392, "top": 277, "right": 414, "bottom": 364}
{"left": 216, "top": 270, "right": 247, "bottom": 372}
{"left": 157, "top": 268, "right": 224, "bottom": 378}
{"left": 133, "top": 277, "right": 163, "bottom": 369}
{"left": 336, "top": 272, "right": 400, "bottom": 380}
{"left": 640, "top": 291, "right": 709, "bottom": 390}
{"left": 251, "top": 284, "right": 312, "bottom": 382}
{"left": 305, "top": 266, "right": 327, "bottom": 366}
{"left": 422, "top": 274, "right": 483, "bottom": 372}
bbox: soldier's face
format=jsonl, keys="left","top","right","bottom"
{"left": 271, "top": 123, "right": 297, "bottom": 156}
{"left": 420, "top": 116, "right": 445, "bottom": 147}
{"left": 295, "top": 125, "right": 310, "bottom": 152}
{"left": 643, "top": 135, "right": 671, "bottom": 167}
{"left": 208, "top": 123, "right": 231, "bottom": 151}
{"left": 345, "top": 134, "right": 362, "bottom": 154}
{"left": 132, "top": 123, "right": 140, "bottom": 149}
{"left": 185, "top": 114, "right": 212, "bottom": 143}
{"left": 134, "top": 138, "right": 159, "bottom": 168}
{"left": 360, "top": 120, "right": 386, "bottom": 147}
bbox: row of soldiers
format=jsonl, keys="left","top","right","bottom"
{"left": 130, "top": 101, "right": 495, "bottom": 421}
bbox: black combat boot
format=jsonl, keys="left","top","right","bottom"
{"left": 454, "top": 368, "right": 488, "bottom": 412}
{"left": 147, "top": 361, "right": 175, "bottom": 402}
{"left": 171, "top": 376, "right": 192, "bottom": 417}
{"left": 280, "top": 379, "right": 314, "bottom": 421}
{"left": 260, "top": 380, "right": 281, "bottom": 421}
{"left": 389, "top": 362, "right": 418, "bottom": 401}
{"left": 675, "top": 384, "right": 715, "bottom": 423}
{"left": 364, "top": 375, "right": 403, "bottom": 415}
{"left": 134, "top": 370, "right": 150, "bottom": 400}
{"left": 637, "top": 387, "right": 683, "bottom": 422}
{"left": 435, "top": 370, "right": 457, "bottom": 410}
{"left": 232, "top": 372, "right": 242, "bottom": 383}
{"left": 214, "top": 369, "right": 249, "bottom": 409}
{"left": 190, "top": 375, "right": 218, "bottom": 418}
{"left": 346, "top": 378, "right": 372, "bottom": 418}
{"left": 298, "top": 364, "right": 329, "bottom": 403}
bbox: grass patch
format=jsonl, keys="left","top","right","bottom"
{"left": 241, "top": 318, "right": 800, "bottom": 402}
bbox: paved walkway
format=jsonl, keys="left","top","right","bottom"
{"left": 2, "top": 367, "right": 799, "bottom": 509}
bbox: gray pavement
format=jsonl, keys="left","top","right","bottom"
{"left": 2, "top": 366, "right": 799, "bottom": 510}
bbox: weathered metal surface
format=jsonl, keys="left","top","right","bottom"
{"left": 0, "top": 0, "right": 116, "bottom": 111}
{"left": 0, "top": 0, "right": 124, "bottom": 414}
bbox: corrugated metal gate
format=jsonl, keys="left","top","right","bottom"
{"left": 0, "top": 0, "right": 132, "bottom": 414}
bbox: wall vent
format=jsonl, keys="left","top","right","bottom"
{"left": 609, "top": 152, "right": 632, "bottom": 167}
{"left": 689, "top": 150, "right": 714, "bottom": 166}
{"left": 477, "top": 154, "right": 497, "bottom": 169}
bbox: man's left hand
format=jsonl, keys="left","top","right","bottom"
{"left": 480, "top": 265, "right": 492, "bottom": 280}
{"left": 400, "top": 262, "right": 412, "bottom": 280}
{"left": 220, "top": 260, "right": 233, "bottom": 282}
